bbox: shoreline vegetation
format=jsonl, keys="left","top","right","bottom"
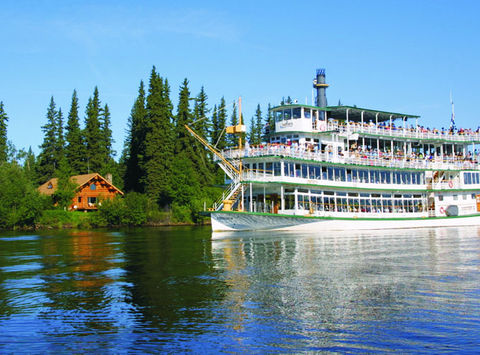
{"left": 0, "top": 66, "right": 273, "bottom": 231}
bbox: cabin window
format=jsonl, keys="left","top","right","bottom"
{"left": 293, "top": 107, "right": 301, "bottom": 119}
{"left": 284, "top": 109, "right": 292, "bottom": 120}
{"left": 312, "top": 110, "right": 318, "bottom": 120}
{"left": 472, "top": 193, "right": 476, "bottom": 199}
{"left": 78, "top": 197, "right": 82, "bottom": 203}
{"left": 304, "top": 108, "right": 311, "bottom": 118}
{"left": 453, "top": 195, "right": 458, "bottom": 200}
{"left": 88, "top": 197, "right": 97, "bottom": 205}
{"left": 438, "top": 195, "right": 444, "bottom": 201}
{"left": 90, "top": 183, "right": 96, "bottom": 190}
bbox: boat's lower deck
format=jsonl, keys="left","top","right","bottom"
{"left": 211, "top": 211, "right": 480, "bottom": 233}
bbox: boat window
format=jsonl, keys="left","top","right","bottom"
{"left": 439, "top": 195, "right": 444, "bottom": 201}
{"left": 304, "top": 108, "right": 311, "bottom": 119}
{"left": 302, "top": 165, "right": 308, "bottom": 178}
{"left": 335, "top": 167, "right": 346, "bottom": 181}
{"left": 348, "top": 192, "right": 358, "bottom": 197}
{"left": 266, "top": 162, "right": 273, "bottom": 174}
{"left": 327, "top": 167, "right": 334, "bottom": 181}
{"left": 312, "top": 110, "right": 318, "bottom": 120}
{"left": 453, "top": 195, "right": 458, "bottom": 200}
{"left": 337, "top": 192, "right": 347, "bottom": 196}
{"left": 292, "top": 107, "right": 301, "bottom": 119}
{"left": 324, "top": 191, "right": 334, "bottom": 195}
{"left": 275, "top": 110, "right": 283, "bottom": 122}
{"left": 285, "top": 188, "right": 294, "bottom": 193}
{"left": 274, "top": 162, "right": 281, "bottom": 176}
{"left": 284, "top": 109, "right": 292, "bottom": 120}
{"left": 472, "top": 193, "right": 476, "bottom": 199}
{"left": 382, "top": 194, "right": 391, "bottom": 198}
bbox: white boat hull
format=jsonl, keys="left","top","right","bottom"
{"left": 211, "top": 211, "right": 480, "bottom": 234}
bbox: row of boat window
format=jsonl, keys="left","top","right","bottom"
{"left": 274, "top": 108, "right": 318, "bottom": 121}
{"left": 283, "top": 190, "right": 425, "bottom": 213}
{"left": 244, "top": 162, "right": 425, "bottom": 185}
{"left": 464, "top": 172, "right": 480, "bottom": 184}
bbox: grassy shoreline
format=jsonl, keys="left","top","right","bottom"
{"left": 24, "top": 209, "right": 210, "bottom": 231}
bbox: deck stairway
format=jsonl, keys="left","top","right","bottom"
{"left": 211, "top": 181, "right": 244, "bottom": 211}
{"left": 184, "top": 124, "right": 244, "bottom": 212}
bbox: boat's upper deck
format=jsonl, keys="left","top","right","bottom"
{"left": 272, "top": 104, "right": 480, "bottom": 143}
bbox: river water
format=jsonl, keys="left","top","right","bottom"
{"left": 0, "top": 226, "right": 479, "bottom": 353}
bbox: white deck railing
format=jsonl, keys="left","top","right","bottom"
{"left": 218, "top": 146, "right": 479, "bottom": 171}
{"left": 330, "top": 122, "right": 480, "bottom": 143}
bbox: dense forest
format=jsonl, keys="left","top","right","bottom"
{"left": 0, "top": 67, "right": 276, "bottom": 229}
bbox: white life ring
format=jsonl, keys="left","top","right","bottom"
{"left": 448, "top": 181, "right": 453, "bottom": 188}
{"left": 440, "top": 206, "right": 446, "bottom": 214}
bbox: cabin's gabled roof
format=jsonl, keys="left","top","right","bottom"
{"left": 38, "top": 173, "right": 124, "bottom": 196}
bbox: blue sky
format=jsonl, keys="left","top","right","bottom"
{"left": 1, "top": 0, "right": 480, "bottom": 157}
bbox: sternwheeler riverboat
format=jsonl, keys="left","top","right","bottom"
{"left": 187, "top": 69, "right": 480, "bottom": 233}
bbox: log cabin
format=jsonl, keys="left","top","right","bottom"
{"left": 38, "top": 173, "right": 124, "bottom": 211}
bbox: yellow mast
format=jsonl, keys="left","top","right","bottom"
{"left": 238, "top": 97, "right": 243, "bottom": 211}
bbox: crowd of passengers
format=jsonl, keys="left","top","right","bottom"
{"left": 340, "top": 120, "right": 480, "bottom": 137}
{"left": 244, "top": 142, "right": 480, "bottom": 164}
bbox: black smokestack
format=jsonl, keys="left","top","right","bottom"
{"left": 314, "top": 68, "right": 328, "bottom": 108}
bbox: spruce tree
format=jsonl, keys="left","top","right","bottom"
{"left": 210, "top": 104, "right": 218, "bottom": 145}
{"left": 212, "top": 97, "right": 227, "bottom": 150}
{"left": 144, "top": 68, "right": 175, "bottom": 206}
{"left": 248, "top": 117, "right": 257, "bottom": 145}
{"left": 23, "top": 147, "right": 37, "bottom": 183}
{"left": 37, "top": 97, "right": 59, "bottom": 183}
{"left": 0, "top": 102, "right": 9, "bottom": 162}
{"left": 227, "top": 102, "right": 238, "bottom": 147}
{"left": 101, "top": 104, "right": 114, "bottom": 163}
{"left": 254, "top": 104, "right": 263, "bottom": 144}
{"left": 124, "top": 81, "right": 147, "bottom": 193}
{"left": 65, "top": 90, "right": 86, "bottom": 174}
{"left": 192, "top": 86, "right": 212, "bottom": 184}
{"left": 263, "top": 103, "right": 274, "bottom": 141}
{"left": 84, "top": 87, "right": 103, "bottom": 173}
{"left": 56, "top": 108, "right": 65, "bottom": 163}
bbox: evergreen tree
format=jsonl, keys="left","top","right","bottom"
{"left": 124, "top": 81, "right": 147, "bottom": 193}
{"left": 210, "top": 104, "right": 218, "bottom": 145}
{"left": 144, "top": 68, "right": 175, "bottom": 206}
{"left": 192, "top": 86, "right": 212, "bottom": 184}
{"left": 254, "top": 104, "right": 263, "bottom": 144}
{"left": 0, "top": 102, "right": 9, "bottom": 162}
{"left": 227, "top": 102, "right": 238, "bottom": 147}
{"left": 23, "top": 147, "right": 37, "bottom": 183}
{"left": 37, "top": 97, "right": 59, "bottom": 183}
{"left": 65, "top": 90, "right": 85, "bottom": 174}
{"left": 101, "top": 104, "right": 114, "bottom": 159}
{"left": 53, "top": 158, "right": 76, "bottom": 210}
{"left": 56, "top": 108, "right": 65, "bottom": 163}
{"left": 84, "top": 87, "right": 103, "bottom": 173}
{"left": 263, "top": 103, "right": 274, "bottom": 141}
{"left": 213, "top": 97, "right": 227, "bottom": 150}
{"left": 248, "top": 117, "right": 257, "bottom": 145}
